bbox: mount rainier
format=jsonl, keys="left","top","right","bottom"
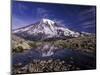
{"left": 13, "top": 18, "right": 88, "bottom": 41}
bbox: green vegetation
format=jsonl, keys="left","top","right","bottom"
{"left": 28, "top": 42, "right": 37, "bottom": 48}
{"left": 54, "top": 36, "right": 96, "bottom": 53}
{"left": 28, "top": 41, "right": 42, "bottom": 48}
{"left": 12, "top": 46, "right": 24, "bottom": 53}
{"left": 12, "top": 35, "right": 96, "bottom": 54}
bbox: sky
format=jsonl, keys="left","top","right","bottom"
{"left": 12, "top": 1, "right": 96, "bottom": 33}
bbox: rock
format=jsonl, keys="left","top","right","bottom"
{"left": 28, "top": 63, "right": 34, "bottom": 73}
{"left": 13, "top": 59, "right": 81, "bottom": 74}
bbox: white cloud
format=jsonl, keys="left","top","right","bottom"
{"left": 53, "top": 18, "right": 66, "bottom": 27}
{"left": 36, "top": 7, "right": 49, "bottom": 18}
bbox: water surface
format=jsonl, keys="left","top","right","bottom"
{"left": 12, "top": 44, "right": 96, "bottom": 69}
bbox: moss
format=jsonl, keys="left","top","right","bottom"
{"left": 13, "top": 46, "right": 24, "bottom": 53}
{"left": 28, "top": 42, "right": 37, "bottom": 48}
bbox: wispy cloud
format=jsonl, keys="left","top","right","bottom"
{"left": 53, "top": 19, "right": 66, "bottom": 27}
{"left": 82, "top": 24, "right": 95, "bottom": 29}
{"left": 36, "top": 7, "right": 49, "bottom": 19}
{"left": 36, "top": 8, "right": 67, "bottom": 27}
{"left": 79, "top": 7, "right": 96, "bottom": 15}
{"left": 12, "top": 16, "right": 38, "bottom": 29}
{"left": 81, "top": 21, "right": 95, "bottom": 26}
{"left": 78, "top": 7, "right": 96, "bottom": 22}
{"left": 75, "top": 7, "right": 96, "bottom": 31}
{"left": 13, "top": 3, "right": 28, "bottom": 15}
{"left": 12, "top": 17, "right": 25, "bottom": 29}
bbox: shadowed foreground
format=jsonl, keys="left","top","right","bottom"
{"left": 12, "top": 58, "right": 96, "bottom": 74}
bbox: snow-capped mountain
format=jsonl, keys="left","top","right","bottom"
{"left": 13, "top": 18, "right": 80, "bottom": 40}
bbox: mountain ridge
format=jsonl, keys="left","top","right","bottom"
{"left": 12, "top": 18, "right": 92, "bottom": 41}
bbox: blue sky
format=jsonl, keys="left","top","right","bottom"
{"left": 12, "top": 1, "right": 96, "bottom": 33}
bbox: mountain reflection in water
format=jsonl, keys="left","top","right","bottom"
{"left": 13, "top": 43, "right": 96, "bottom": 70}
{"left": 36, "top": 43, "right": 58, "bottom": 57}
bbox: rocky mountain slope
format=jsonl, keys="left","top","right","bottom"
{"left": 13, "top": 18, "right": 81, "bottom": 41}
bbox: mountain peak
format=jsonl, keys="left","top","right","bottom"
{"left": 42, "top": 18, "right": 55, "bottom": 25}
{"left": 13, "top": 18, "right": 82, "bottom": 40}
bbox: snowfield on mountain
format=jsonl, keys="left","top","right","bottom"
{"left": 13, "top": 18, "right": 91, "bottom": 41}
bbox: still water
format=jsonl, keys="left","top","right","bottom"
{"left": 12, "top": 44, "right": 96, "bottom": 69}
